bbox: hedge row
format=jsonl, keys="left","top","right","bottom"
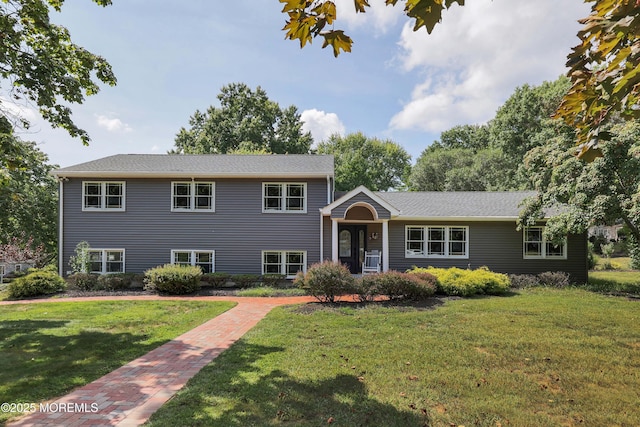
{"left": 409, "top": 266, "right": 510, "bottom": 296}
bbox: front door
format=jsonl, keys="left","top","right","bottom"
{"left": 338, "top": 225, "right": 367, "bottom": 274}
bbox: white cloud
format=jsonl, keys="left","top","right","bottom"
{"left": 301, "top": 109, "right": 346, "bottom": 144}
{"left": 95, "top": 114, "right": 133, "bottom": 133}
{"left": 389, "top": 0, "right": 591, "bottom": 133}
{"left": 333, "top": 0, "right": 403, "bottom": 34}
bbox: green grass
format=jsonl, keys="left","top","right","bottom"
{"left": 0, "top": 300, "right": 235, "bottom": 425}
{"left": 587, "top": 270, "right": 640, "bottom": 295}
{"left": 236, "top": 286, "right": 307, "bottom": 297}
{"left": 146, "top": 289, "right": 640, "bottom": 427}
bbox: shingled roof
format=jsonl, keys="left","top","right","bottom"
{"left": 374, "top": 191, "right": 538, "bottom": 219}
{"left": 53, "top": 154, "right": 335, "bottom": 178}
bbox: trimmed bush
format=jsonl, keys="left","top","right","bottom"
{"left": 97, "top": 273, "right": 133, "bottom": 291}
{"left": 144, "top": 264, "right": 202, "bottom": 295}
{"left": 409, "top": 266, "right": 510, "bottom": 296}
{"left": 67, "top": 273, "right": 100, "bottom": 291}
{"left": 508, "top": 274, "right": 539, "bottom": 289}
{"left": 8, "top": 269, "right": 67, "bottom": 299}
{"left": 537, "top": 271, "right": 571, "bottom": 288}
{"left": 356, "top": 271, "right": 437, "bottom": 301}
{"left": 295, "top": 261, "right": 354, "bottom": 303}
{"left": 201, "top": 272, "right": 231, "bottom": 287}
{"left": 261, "top": 273, "right": 286, "bottom": 287}
{"left": 231, "top": 274, "right": 261, "bottom": 288}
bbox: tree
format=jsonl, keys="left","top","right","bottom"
{"left": 519, "top": 120, "right": 640, "bottom": 268}
{"left": 438, "top": 124, "right": 489, "bottom": 151}
{"left": 408, "top": 146, "right": 510, "bottom": 191}
{"left": 1, "top": 0, "right": 116, "bottom": 145}
{"left": 0, "top": 117, "right": 58, "bottom": 256}
{"left": 280, "top": 0, "right": 640, "bottom": 157}
{"left": 317, "top": 132, "right": 411, "bottom": 191}
{"left": 172, "top": 83, "right": 313, "bottom": 154}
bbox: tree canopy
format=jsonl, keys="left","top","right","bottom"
{"left": 317, "top": 132, "right": 411, "bottom": 191}
{"left": 0, "top": 0, "right": 116, "bottom": 145}
{"left": 172, "top": 83, "right": 313, "bottom": 154}
{"left": 519, "top": 119, "right": 640, "bottom": 267}
{"left": 280, "top": 0, "right": 640, "bottom": 157}
{"left": 0, "top": 117, "right": 58, "bottom": 256}
{"left": 408, "top": 77, "right": 572, "bottom": 192}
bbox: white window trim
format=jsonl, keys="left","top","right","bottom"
{"left": 262, "top": 182, "right": 307, "bottom": 214}
{"left": 261, "top": 250, "right": 307, "bottom": 279}
{"left": 88, "top": 249, "right": 125, "bottom": 274}
{"left": 170, "top": 249, "right": 216, "bottom": 273}
{"left": 82, "top": 181, "right": 126, "bottom": 211}
{"left": 171, "top": 181, "right": 215, "bottom": 212}
{"left": 404, "top": 225, "right": 469, "bottom": 259}
{"left": 523, "top": 227, "right": 567, "bottom": 260}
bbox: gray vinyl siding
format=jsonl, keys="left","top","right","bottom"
{"left": 388, "top": 220, "right": 588, "bottom": 283}
{"left": 330, "top": 193, "right": 391, "bottom": 219}
{"left": 61, "top": 178, "right": 327, "bottom": 275}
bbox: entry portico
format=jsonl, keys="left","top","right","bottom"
{"left": 320, "top": 186, "right": 400, "bottom": 273}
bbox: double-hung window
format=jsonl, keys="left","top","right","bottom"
{"left": 171, "top": 250, "right": 215, "bottom": 273}
{"left": 523, "top": 227, "right": 567, "bottom": 259}
{"left": 88, "top": 249, "right": 125, "bottom": 274}
{"left": 405, "top": 226, "right": 468, "bottom": 258}
{"left": 263, "top": 183, "right": 306, "bottom": 213}
{"left": 83, "top": 182, "right": 125, "bottom": 211}
{"left": 262, "top": 250, "right": 306, "bottom": 278}
{"left": 172, "top": 182, "right": 214, "bottom": 211}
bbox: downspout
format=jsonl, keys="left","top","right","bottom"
{"left": 319, "top": 211, "right": 324, "bottom": 261}
{"left": 58, "top": 178, "right": 65, "bottom": 276}
{"left": 326, "top": 175, "right": 332, "bottom": 204}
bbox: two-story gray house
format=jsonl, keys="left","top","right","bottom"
{"left": 53, "top": 154, "right": 588, "bottom": 283}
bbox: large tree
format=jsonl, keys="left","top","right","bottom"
{"left": 280, "top": 0, "right": 640, "bottom": 157}
{"left": 0, "top": 117, "right": 58, "bottom": 256}
{"left": 520, "top": 120, "right": 640, "bottom": 267}
{"left": 317, "top": 132, "right": 411, "bottom": 191}
{"left": 172, "top": 83, "right": 313, "bottom": 155}
{"left": 0, "top": 0, "right": 116, "bottom": 144}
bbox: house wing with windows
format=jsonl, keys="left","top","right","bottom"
{"left": 321, "top": 187, "right": 587, "bottom": 283}
{"left": 53, "top": 154, "right": 588, "bottom": 283}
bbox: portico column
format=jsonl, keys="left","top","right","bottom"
{"left": 382, "top": 220, "right": 389, "bottom": 272}
{"left": 331, "top": 219, "right": 339, "bottom": 262}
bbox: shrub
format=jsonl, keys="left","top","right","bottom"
{"left": 144, "top": 264, "right": 202, "bottom": 295}
{"left": 97, "top": 273, "right": 133, "bottom": 291}
{"left": 356, "top": 271, "right": 437, "bottom": 301}
{"left": 8, "top": 269, "right": 66, "bottom": 299}
{"left": 409, "top": 266, "right": 510, "bottom": 296}
{"left": 508, "top": 274, "right": 539, "bottom": 289}
{"left": 67, "top": 273, "right": 100, "bottom": 291}
{"left": 404, "top": 271, "right": 438, "bottom": 300}
{"left": 295, "top": 261, "right": 354, "bottom": 303}
{"left": 537, "top": 271, "right": 571, "bottom": 288}
{"left": 201, "top": 272, "right": 231, "bottom": 287}
{"left": 231, "top": 274, "right": 261, "bottom": 288}
{"left": 261, "top": 273, "right": 286, "bottom": 287}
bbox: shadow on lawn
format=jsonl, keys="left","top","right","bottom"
{"left": 0, "top": 319, "right": 162, "bottom": 404}
{"left": 148, "top": 340, "right": 431, "bottom": 427}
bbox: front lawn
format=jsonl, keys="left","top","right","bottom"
{"left": 146, "top": 289, "right": 639, "bottom": 426}
{"left": 588, "top": 270, "right": 640, "bottom": 295}
{"left": 0, "top": 300, "right": 235, "bottom": 425}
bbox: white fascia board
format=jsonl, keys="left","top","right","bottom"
{"left": 52, "top": 171, "right": 333, "bottom": 179}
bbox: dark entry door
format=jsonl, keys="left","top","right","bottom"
{"left": 338, "top": 225, "right": 367, "bottom": 274}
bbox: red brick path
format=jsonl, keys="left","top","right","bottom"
{"left": 3, "top": 296, "right": 315, "bottom": 427}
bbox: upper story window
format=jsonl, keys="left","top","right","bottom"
{"left": 83, "top": 182, "right": 125, "bottom": 211}
{"left": 263, "top": 183, "right": 306, "bottom": 213}
{"left": 524, "top": 227, "right": 567, "bottom": 259}
{"left": 88, "top": 249, "right": 125, "bottom": 274}
{"left": 172, "top": 182, "right": 215, "bottom": 212}
{"left": 405, "top": 226, "right": 469, "bottom": 258}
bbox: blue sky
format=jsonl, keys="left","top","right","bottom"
{"left": 6, "top": 0, "right": 591, "bottom": 167}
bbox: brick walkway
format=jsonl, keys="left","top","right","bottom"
{"left": 3, "top": 295, "right": 315, "bottom": 427}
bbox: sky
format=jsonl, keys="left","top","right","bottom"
{"left": 5, "top": 0, "right": 592, "bottom": 168}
